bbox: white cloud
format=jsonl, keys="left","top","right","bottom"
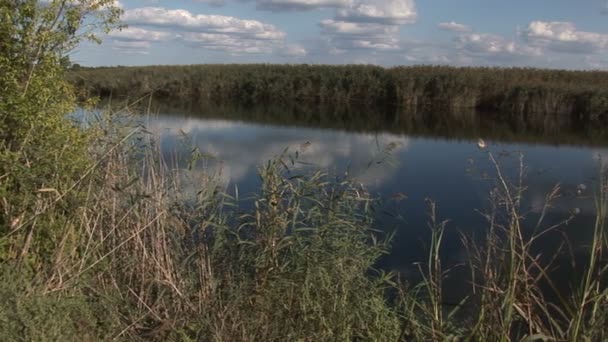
{"left": 336, "top": 0, "right": 417, "bottom": 25}
{"left": 316, "top": 0, "right": 416, "bottom": 54}
{"left": 252, "top": 0, "right": 416, "bottom": 57}
{"left": 456, "top": 32, "right": 541, "bottom": 59}
{"left": 522, "top": 21, "right": 608, "bottom": 54}
{"left": 106, "top": 27, "right": 171, "bottom": 54}
{"left": 122, "top": 7, "right": 286, "bottom": 41}
{"left": 255, "top": 0, "right": 417, "bottom": 25}
{"left": 430, "top": 20, "right": 608, "bottom": 68}
{"left": 116, "top": 7, "right": 291, "bottom": 55}
{"left": 108, "top": 27, "right": 171, "bottom": 42}
{"left": 391, "top": 28, "right": 545, "bottom": 67}
{"left": 438, "top": 21, "right": 471, "bottom": 33}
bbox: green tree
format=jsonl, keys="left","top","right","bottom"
{"left": 0, "top": 0, "right": 122, "bottom": 263}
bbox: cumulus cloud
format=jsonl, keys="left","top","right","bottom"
{"left": 106, "top": 27, "right": 171, "bottom": 54}
{"left": 438, "top": 21, "right": 471, "bottom": 33}
{"left": 108, "top": 1, "right": 417, "bottom": 61}
{"left": 251, "top": 0, "right": 416, "bottom": 56}
{"left": 315, "top": 0, "right": 417, "bottom": 55}
{"left": 336, "top": 0, "right": 417, "bottom": 25}
{"left": 114, "top": 7, "right": 290, "bottom": 55}
{"left": 415, "top": 20, "right": 608, "bottom": 69}
{"left": 456, "top": 33, "right": 539, "bottom": 58}
{"left": 522, "top": 21, "right": 608, "bottom": 54}
{"left": 123, "top": 7, "right": 286, "bottom": 41}
{"left": 255, "top": 0, "right": 416, "bottom": 25}
{"left": 108, "top": 27, "right": 171, "bottom": 42}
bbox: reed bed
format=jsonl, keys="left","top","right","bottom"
{"left": 1, "top": 104, "right": 401, "bottom": 341}
{"left": 70, "top": 64, "right": 608, "bottom": 122}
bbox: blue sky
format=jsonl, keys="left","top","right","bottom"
{"left": 74, "top": 0, "right": 608, "bottom": 69}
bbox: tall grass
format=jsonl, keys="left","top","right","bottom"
{"left": 399, "top": 152, "right": 608, "bottom": 341}
{"left": 1, "top": 104, "right": 401, "bottom": 341}
{"left": 1, "top": 104, "right": 606, "bottom": 340}
{"left": 69, "top": 64, "right": 608, "bottom": 121}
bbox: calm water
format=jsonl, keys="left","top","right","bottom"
{"left": 134, "top": 103, "right": 606, "bottom": 302}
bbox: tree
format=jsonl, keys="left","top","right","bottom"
{"left": 0, "top": 0, "right": 122, "bottom": 262}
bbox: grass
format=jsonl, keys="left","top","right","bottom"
{"left": 0, "top": 103, "right": 607, "bottom": 341}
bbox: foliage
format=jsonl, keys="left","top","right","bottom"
{"left": 0, "top": 266, "right": 121, "bottom": 342}
{"left": 0, "top": 0, "right": 121, "bottom": 264}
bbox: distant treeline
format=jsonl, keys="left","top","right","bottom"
{"left": 69, "top": 64, "right": 608, "bottom": 121}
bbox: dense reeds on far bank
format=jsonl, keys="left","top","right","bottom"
{"left": 70, "top": 64, "right": 608, "bottom": 123}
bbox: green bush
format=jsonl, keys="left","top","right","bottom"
{"left": 0, "top": 267, "right": 121, "bottom": 342}
{"left": 0, "top": 0, "right": 121, "bottom": 263}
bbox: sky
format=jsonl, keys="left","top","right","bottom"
{"left": 73, "top": 0, "right": 608, "bottom": 69}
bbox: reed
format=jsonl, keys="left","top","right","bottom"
{"left": 1, "top": 104, "right": 606, "bottom": 341}
{"left": 70, "top": 64, "right": 608, "bottom": 122}
{"left": 1, "top": 103, "right": 401, "bottom": 340}
{"left": 397, "top": 151, "right": 608, "bottom": 341}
